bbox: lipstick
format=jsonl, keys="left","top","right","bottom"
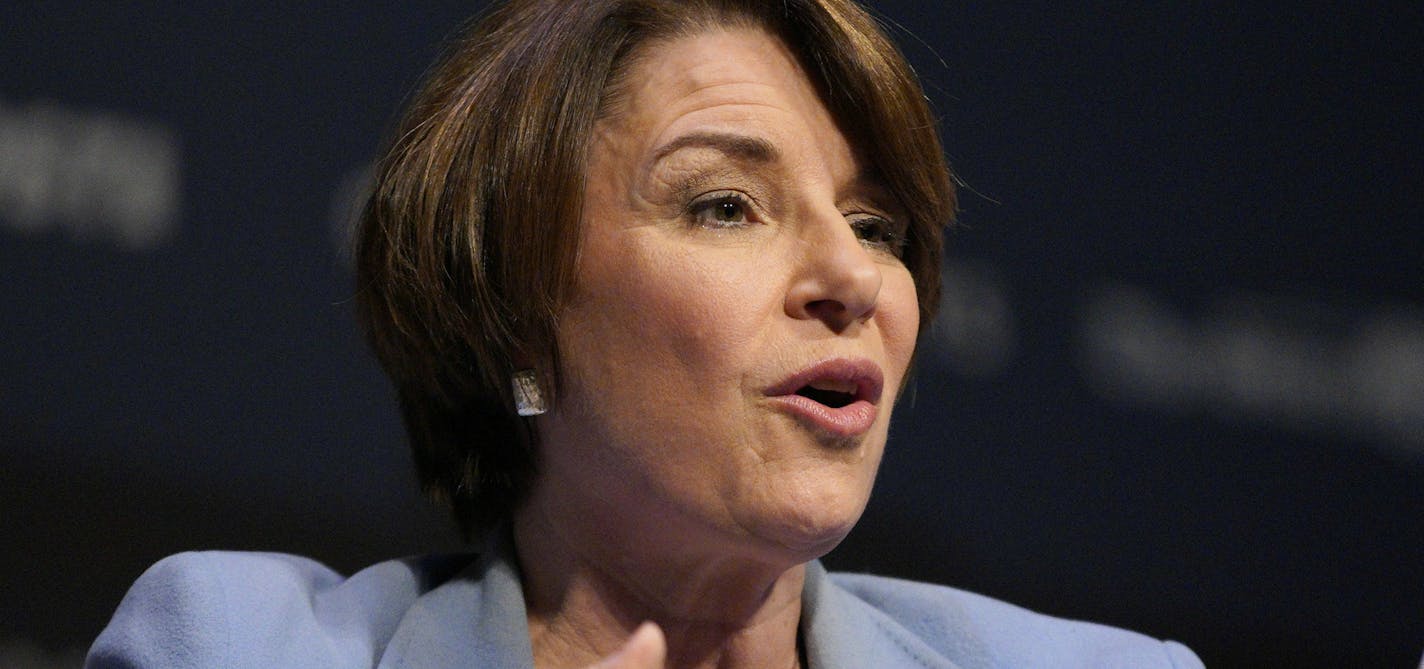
{"left": 764, "top": 358, "right": 884, "bottom": 437}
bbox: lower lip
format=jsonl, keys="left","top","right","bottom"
{"left": 767, "top": 395, "right": 879, "bottom": 437}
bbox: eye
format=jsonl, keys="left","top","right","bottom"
{"left": 688, "top": 191, "right": 755, "bottom": 228}
{"left": 849, "top": 214, "right": 907, "bottom": 257}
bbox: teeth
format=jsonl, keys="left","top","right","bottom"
{"left": 807, "top": 380, "right": 856, "bottom": 394}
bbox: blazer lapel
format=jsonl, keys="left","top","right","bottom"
{"left": 801, "top": 561, "right": 965, "bottom": 669}
{"left": 378, "top": 540, "right": 536, "bottom": 669}
{"left": 379, "top": 547, "right": 967, "bottom": 669}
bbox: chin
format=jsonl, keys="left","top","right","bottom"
{"left": 741, "top": 446, "right": 881, "bottom": 560}
{"left": 744, "top": 487, "right": 871, "bottom": 563}
{"left": 758, "top": 515, "right": 860, "bottom": 563}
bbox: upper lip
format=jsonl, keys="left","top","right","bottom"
{"left": 765, "top": 358, "right": 884, "bottom": 405}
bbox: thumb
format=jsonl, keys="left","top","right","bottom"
{"left": 587, "top": 621, "right": 666, "bottom": 669}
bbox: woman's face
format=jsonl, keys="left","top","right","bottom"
{"left": 534, "top": 27, "right": 920, "bottom": 562}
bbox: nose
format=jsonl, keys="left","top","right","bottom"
{"left": 784, "top": 211, "right": 882, "bottom": 333}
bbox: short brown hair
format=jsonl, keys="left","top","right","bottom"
{"left": 355, "top": 0, "right": 956, "bottom": 538}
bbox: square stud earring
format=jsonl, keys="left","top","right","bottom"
{"left": 512, "top": 369, "right": 546, "bottom": 416}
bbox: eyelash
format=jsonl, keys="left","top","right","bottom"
{"left": 686, "top": 191, "right": 908, "bottom": 258}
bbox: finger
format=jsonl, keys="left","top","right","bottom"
{"left": 622, "top": 622, "right": 667, "bottom": 668}
{"left": 587, "top": 621, "right": 666, "bottom": 669}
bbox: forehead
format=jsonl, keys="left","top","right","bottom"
{"left": 599, "top": 27, "right": 859, "bottom": 178}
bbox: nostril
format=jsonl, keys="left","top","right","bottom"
{"left": 805, "top": 299, "right": 846, "bottom": 315}
{"left": 803, "top": 297, "right": 875, "bottom": 332}
{"left": 784, "top": 237, "right": 882, "bottom": 328}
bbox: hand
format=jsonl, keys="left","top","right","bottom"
{"left": 585, "top": 621, "right": 667, "bottom": 669}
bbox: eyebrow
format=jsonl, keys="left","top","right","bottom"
{"left": 646, "top": 130, "right": 895, "bottom": 211}
{"left": 650, "top": 131, "right": 780, "bottom": 166}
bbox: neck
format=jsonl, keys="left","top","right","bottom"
{"left": 513, "top": 500, "right": 806, "bottom": 669}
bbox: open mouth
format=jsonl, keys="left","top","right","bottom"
{"left": 765, "top": 358, "right": 884, "bottom": 438}
{"left": 794, "top": 382, "right": 858, "bottom": 409}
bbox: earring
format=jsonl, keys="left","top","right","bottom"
{"left": 512, "top": 369, "right": 546, "bottom": 416}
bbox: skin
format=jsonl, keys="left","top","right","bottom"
{"left": 513, "top": 27, "right": 920, "bottom": 669}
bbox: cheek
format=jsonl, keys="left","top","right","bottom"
{"left": 879, "top": 268, "right": 921, "bottom": 385}
{"left": 548, "top": 240, "right": 777, "bottom": 495}
{"left": 639, "top": 243, "right": 767, "bottom": 340}
{"left": 561, "top": 240, "right": 772, "bottom": 409}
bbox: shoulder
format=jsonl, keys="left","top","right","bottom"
{"left": 828, "top": 571, "right": 1203, "bottom": 669}
{"left": 86, "top": 551, "right": 476, "bottom": 669}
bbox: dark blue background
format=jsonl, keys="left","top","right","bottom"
{"left": 3, "top": 3, "right": 1420, "bottom": 667}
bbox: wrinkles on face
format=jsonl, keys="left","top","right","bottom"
{"left": 539, "top": 27, "right": 919, "bottom": 570}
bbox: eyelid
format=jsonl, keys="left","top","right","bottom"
{"left": 844, "top": 209, "right": 901, "bottom": 234}
{"left": 848, "top": 209, "right": 905, "bottom": 234}
{"left": 687, "top": 190, "right": 757, "bottom": 216}
{"left": 687, "top": 189, "right": 752, "bottom": 209}
{"left": 842, "top": 199, "right": 895, "bottom": 221}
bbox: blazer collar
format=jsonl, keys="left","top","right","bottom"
{"left": 378, "top": 532, "right": 535, "bottom": 668}
{"left": 380, "top": 537, "right": 961, "bottom": 669}
{"left": 801, "top": 560, "right": 964, "bottom": 669}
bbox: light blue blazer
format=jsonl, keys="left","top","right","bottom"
{"left": 87, "top": 540, "right": 1203, "bottom": 669}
